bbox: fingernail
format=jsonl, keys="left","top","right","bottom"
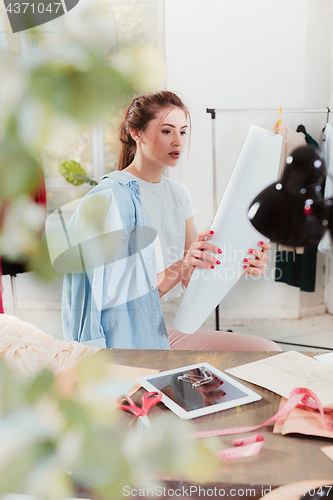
{"left": 216, "top": 260, "right": 221, "bottom": 265}
{"left": 248, "top": 249, "right": 253, "bottom": 254}
{"left": 217, "top": 249, "right": 222, "bottom": 254}
{"left": 209, "top": 230, "right": 214, "bottom": 234}
{"left": 243, "top": 258, "right": 248, "bottom": 263}
{"left": 218, "top": 380, "right": 224, "bottom": 386}
{"left": 260, "top": 241, "right": 264, "bottom": 246}
{"left": 211, "top": 265, "right": 215, "bottom": 269}
{"left": 243, "top": 265, "right": 248, "bottom": 269}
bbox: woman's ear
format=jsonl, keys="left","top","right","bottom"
{"left": 129, "top": 129, "right": 141, "bottom": 143}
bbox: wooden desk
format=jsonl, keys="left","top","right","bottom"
{"left": 106, "top": 349, "right": 333, "bottom": 492}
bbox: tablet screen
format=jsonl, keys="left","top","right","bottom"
{"left": 137, "top": 362, "right": 262, "bottom": 419}
{"left": 148, "top": 366, "right": 247, "bottom": 411}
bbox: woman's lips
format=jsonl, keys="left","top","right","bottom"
{"left": 169, "top": 151, "right": 180, "bottom": 159}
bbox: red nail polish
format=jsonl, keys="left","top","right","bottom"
{"left": 211, "top": 265, "right": 215, "bottom": 269}
{"left": 216, "top": 260, "right": 221, "bottom": 265}
{"left": 260, "top": 241, "right": 264, "bottom": 246}
{"left": 217, "top": 249, "right": 222, "bottom": 254}
{"left": 209, "top": 230, "right": 214, "bottom": 234}
{"left": 218, "top": 380, "right": 224, "bottom": 386}
{"left": 243, "top": 265, "right": 248, "bottom": 269}
{"left": 243, "top": 258, "right": 248, "bottom": 263}
{"left": 248, "top": 249, "right": 253, "bottom": 254}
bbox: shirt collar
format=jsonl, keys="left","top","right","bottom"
{"left": 101, "top": 171, "right": 138, "bottom": 186}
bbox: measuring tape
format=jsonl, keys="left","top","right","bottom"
{"left": 191, "top": 387, "right": 333, "bottom": 460}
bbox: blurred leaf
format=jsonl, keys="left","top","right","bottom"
{"left": 0, "top": 439, "right": 55, "bottom": 495}
{"left": 59, "top": 160, "right": 97, "bottom": 186}
{"left": 25, "top": 369, "right": 55, "bottom": 404}
{"left": 58, "top": 399, "right": 89, "bottom": 428}
{"left": 111, "top": 45, "right": 165, "bottom": 93}
{"left": 122, "top": 414, "right": 220, "bottom": 485}
{"left": 0, "top": 140, "right": 41, "bottom": 200}
{"left": 0, "top": 360, "right": 26, "bottom": 416}
{"left": 76, "top": 350, "right": 111, "bottom": 384}
{"left": 0, "top": 195, "right": 45, "bottom": 260}
{"left": 27, "top": 234, "right": 59, "bottom": 281}
{"left": 30, "top": 59, "right": 133, "bottom": 124}
{"left": 59, "top": 160, "right": 87, "bottom": 186}
{"left": 73, "top": 426, "right": 133, "bottom": 498}
{"left": 72, "top": 175, "right": 98, "bottom": 186}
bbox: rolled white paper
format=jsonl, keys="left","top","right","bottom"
{"left": 173, "top": 125, "right": 283, "bottom": 334}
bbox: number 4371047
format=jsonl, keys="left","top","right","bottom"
{"left": 5, "top": 3, "right": 62, "bottom": 14}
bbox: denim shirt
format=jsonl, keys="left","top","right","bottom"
{"left": 62, "top": 171, "right": 170, "bottom": 350}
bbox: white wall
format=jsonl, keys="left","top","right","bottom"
{"left": 164, "top": 0, "right": 333, "bottom": 319}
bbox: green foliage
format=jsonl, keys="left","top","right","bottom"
{"left": 29, "top": 56, "right": 133, "bottom": 126}
{"left": 0, "top": 1, "right": 160, "bottom": 274}
{"left": 0, "top": 355, "right": 219, "bottom": 499}
{"left": 0, "top": 140, "right": 41, "bottom": 199}
{"left": 26, "top": 235, "right": 59, "bottom": 281}
{"left": 25, "top": 369, "right": 55, "bottom": 404}
{"left": 59, "top": 160, "right": 98, "bottom": 187}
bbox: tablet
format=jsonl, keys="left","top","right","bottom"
{"left": 136, "top": 362, "right": 261, "bottom": 419}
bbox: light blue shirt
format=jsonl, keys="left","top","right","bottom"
{"left": 62, "top": 171, "right": 170, "bottom": 349}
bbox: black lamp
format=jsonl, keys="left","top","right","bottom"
{"left": 248, "top": 146, "right": 333, "bottom": 247}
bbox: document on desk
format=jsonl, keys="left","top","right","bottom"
{"left": 321, "top": 445, "right": 333, "bottom": 463}
{"left": 273, "top": 398, "right": 333, "bottom": 438}
{"left": 225, "top": 351, "right": 333, "bottom": 407}
{"left": 314, "top": 352, "right": 333, "bottom": 367}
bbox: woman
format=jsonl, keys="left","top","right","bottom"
{"left": 62, "top": 91, "right": 280, "bottom": 351}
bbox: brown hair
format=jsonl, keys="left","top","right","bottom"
{"left": 118, "top": 90, "right": 190, "bottom": 170}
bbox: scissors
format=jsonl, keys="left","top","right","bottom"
{"left": 116, "top": 391, "right": 163, "bottom": 430}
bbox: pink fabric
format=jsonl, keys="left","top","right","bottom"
{"left": 0, "top": 314, "right": 100, "bottom": 376}
{"left": 168, "top": 328, "right": 282, "bottom": 351}
{"left": 0, "top": 256, "right": 3, "bottom": 314}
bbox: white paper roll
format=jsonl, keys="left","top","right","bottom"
{"left": 173, "top": 125, "right": 283, "bottom": 334}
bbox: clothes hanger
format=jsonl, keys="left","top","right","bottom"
{"left": 276, "top": 107, "right": 283, "bottom": 131}
{"left": 322, "top": 107, "right": 330, "bottom": 132}
{"left": 296, "top": 124, "right": 307, "bottom": 134}
{"left": 296, "top": 110, "right": 306, "bottom": 135}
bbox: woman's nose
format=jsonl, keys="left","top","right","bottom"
{"left": 172, "top": 133, "right": 181, "bottom": 146}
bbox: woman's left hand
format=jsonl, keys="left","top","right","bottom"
{"left": 242, "top": 240, "right": 270, "bottom": 275}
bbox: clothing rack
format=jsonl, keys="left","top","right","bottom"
{"left": 206, "top": 106, "right": 331, "bottom": 331}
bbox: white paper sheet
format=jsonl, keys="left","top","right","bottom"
{"left": 314, "top": 352, "right": 333, "bottom": 367}
{"left": 173, "top": 125, "right": 283, "bottom": 334}
{"left": 225, "top": 351, "right": 333, "bottom": 407}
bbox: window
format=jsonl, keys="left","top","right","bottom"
{"left": 0, "top": 1, "right": 165, "bottom": 213}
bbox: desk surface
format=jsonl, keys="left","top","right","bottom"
{"left": 106, "top": 349, "right": 333, "bottom": 489}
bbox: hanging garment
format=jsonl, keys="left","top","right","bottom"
{"left": 269, "top": 120, "right": 307, "bottom": 178}
{"left": 274, "top": 129, "right": 321, "bottom": 292}
{"left": 274, "top": 245, "right": 318, "bottom": 292}
{"left": 305, "top": 132, "right": 319, "bottom": 150}
{"left": 318, "top": 123, "right": 333, "bottom": 253}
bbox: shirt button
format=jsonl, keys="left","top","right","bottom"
{"left": 150, "top": 258, "right": 153, "bottom": 265}
{"left": 163, "top": 334, "right": 167, "bottom": 340}
{"left": 157, "top": 312, "right": 159, "bottom": 317}
{"left": 152, "top": 285, "right": 155, "bottom": 290}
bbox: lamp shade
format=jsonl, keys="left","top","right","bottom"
{"left": 248, "top": 146, "right": 329, "bottom": 247}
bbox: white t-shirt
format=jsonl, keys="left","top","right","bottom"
{"left": 122, "top": 172, "right": 195, "bottom": 298}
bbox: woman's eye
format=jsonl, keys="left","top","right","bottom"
{"left": 162, "top": 130, "right": 171, "bottom": 134}
{"left": 181, "top": 131, "right": 187, "bottom": 135}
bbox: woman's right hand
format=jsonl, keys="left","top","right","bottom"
{"left": 183, "top": 230, "right": 222, "bottom": 272}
